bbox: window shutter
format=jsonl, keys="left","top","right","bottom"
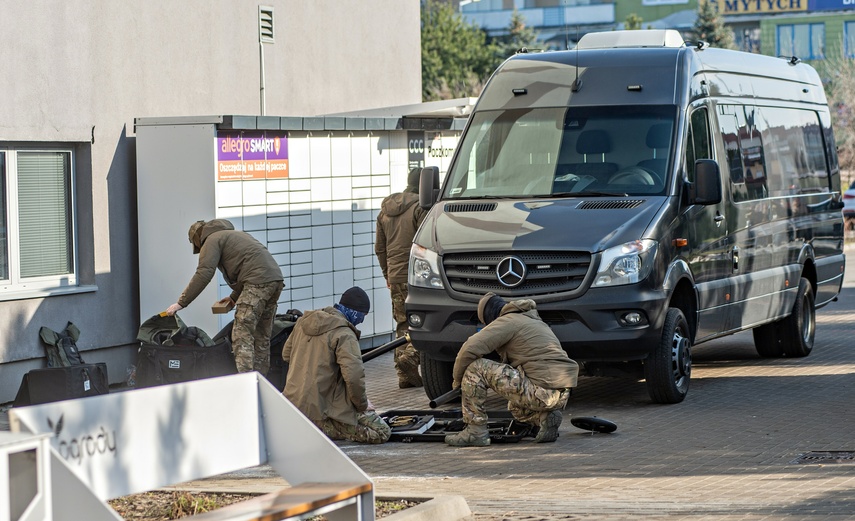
{"left": 17, "top": 151, "right": 73, "bottom": 278}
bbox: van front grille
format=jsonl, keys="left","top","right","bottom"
{"left": 443, "top": 251, "right": 592, "bottom": 297}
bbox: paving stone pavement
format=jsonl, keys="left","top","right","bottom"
{"left": 3, "top": 249, "right": 854, "bottom": 520}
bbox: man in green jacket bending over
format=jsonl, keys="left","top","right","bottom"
{"left": 166, "top": 219, "right": 284, "bottom": 375}
{"left": 445, "top": 292, "right": 579, "bottom": 447}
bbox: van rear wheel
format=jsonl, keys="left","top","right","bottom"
{"left": 645, "top": 308, "right": 691, "bottom": 404}
{"left": 420, "top": 351, "right": 455, "bottom": 399}
{"left": 779, "top": 278, "right": 815, "bottom": 358}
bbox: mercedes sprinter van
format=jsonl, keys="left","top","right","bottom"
{"left": 407, "top": 30, "right": 846, "bottom": 404}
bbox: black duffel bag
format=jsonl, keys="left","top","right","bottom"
{"left": 135, "top": 314, "right": 237, "bottom": 388}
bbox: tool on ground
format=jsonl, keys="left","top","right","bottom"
{"left": 429, "top": 387, "right": 462, "bottom": 408}
{"left": 570, "top": 416, "right": 618, "bottom": 434}
{"left": 361, "top": 334, "right": 409, "bottom": 363}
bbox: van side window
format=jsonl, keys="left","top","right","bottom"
{"left": 719, "top": 104, "right": 830, "bottom": 202}
{"left": 754, "top": 106, "right": 830, "bottom": 196}
{"left": 685, "top": 108, "right": 711, "bottom": 182}
{"left": 719, "top": 106, "right": 749, "bottom": 202}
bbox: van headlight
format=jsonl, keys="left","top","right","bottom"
{"left": 409, "top": 243, "right": 444, "bottom": 289}
{"left": 593, "top": 239, "right": 658, "bottom": 287}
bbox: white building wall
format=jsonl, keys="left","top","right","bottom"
{"left": 0, "top": 0, "right": 421, "bottom": 403}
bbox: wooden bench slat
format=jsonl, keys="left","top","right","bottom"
{"left": 186, "top": 481, "right": 373, "bottom": 521}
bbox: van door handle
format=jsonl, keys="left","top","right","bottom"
{"left": 714, "top": 212, "right": 724, "bottom": 227}
{"left": 732, "top": 246, "right": 739, "bottom": 272}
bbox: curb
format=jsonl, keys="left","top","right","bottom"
{"left": 380, "top": 495, "right": 472, "bottom": 521}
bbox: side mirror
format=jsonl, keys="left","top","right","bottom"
{"left": 692, "top": 159, "right": 722, "bottom": 205}
{"left": 419, "top": 166, "right": 440, "bottom": 209}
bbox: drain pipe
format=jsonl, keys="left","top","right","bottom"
{"left": 259, "top": 39, "right": 266, "bottom": 116}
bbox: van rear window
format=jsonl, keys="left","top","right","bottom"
{"left": 445, "top": 105, "right": 676, "bottom": 199}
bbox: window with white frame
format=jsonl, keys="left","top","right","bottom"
{"left": 777, "top": 23, "right": 824, "bottom": 60}
{"left": 0, "top": 148, "right": 77, "bottom": 293}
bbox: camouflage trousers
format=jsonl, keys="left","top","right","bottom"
{"left": 233, "top": 280, "right": 284, "bottom": 374}
{"left": 460, "top": 358, "right": 570, "bottom": 426}
{"left": 312, "top": 411, "right": 391, "bottom": 444}
{"left": 390, "top": 282, "right": 421, "bottom": 386}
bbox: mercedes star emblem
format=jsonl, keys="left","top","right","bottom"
{"left": 496, "top": 256, "right": 526, "bottom": 288}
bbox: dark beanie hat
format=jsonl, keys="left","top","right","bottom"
{"left": 340, "top": 286, "right": 370, "bottom": 313}
{"left": 477, "top": 291, "right": 507, "bottom": 325}
{"left": 407, "top": 168, "right": 420, "bottom": 191}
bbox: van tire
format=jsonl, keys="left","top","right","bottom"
{"left": 645, "top": 308, "right": 691, "bottom": 404}
{"left": 420, "top": 351, "right": 455, "bottom": 399}
{"left": 779, "top": 278, "right": 815, "bottom": 358}
{"left": 753, "top": 323, "right": 784, "bottom": 357}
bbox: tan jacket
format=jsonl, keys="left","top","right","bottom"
{"left": 178, "top": 219, "right": 283, "bottom": 307}
{"left": 452, "top": 299, "right": 579, "bottom": 390}
{"left": 282, "top": 307, "right": 368, "bottom": 425}
{"left": 375, "top": 190, "right": 426, "bottom": 284}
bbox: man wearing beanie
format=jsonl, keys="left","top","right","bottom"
{"left": 445, "top": 292, "right": 580, "bottom": 447}
{"left": 375, "top": 167, "right": 427, "bottom": 389}
{"left": 166, "top": 219, "right": 284, "bottom": 375}
{"left": 282, "top": 286, "right": 391, "bottom": 444}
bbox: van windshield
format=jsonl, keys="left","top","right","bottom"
{"left": 444, "top": 105, "right": 677, "bottom": 199}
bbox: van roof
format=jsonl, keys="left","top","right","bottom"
{"left": 476, "top": 34, "right": 826, "bottom": 112}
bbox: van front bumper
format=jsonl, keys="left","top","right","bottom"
{"left": 406, "top": 285, "right": 670, "bottom": 363}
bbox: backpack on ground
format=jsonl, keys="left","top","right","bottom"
{"left": 39, "top": 321, "right": 85, "bottom": 367}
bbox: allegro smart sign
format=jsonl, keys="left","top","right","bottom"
{"left": 217, "top": 131, "right": 289, "bottom": 181}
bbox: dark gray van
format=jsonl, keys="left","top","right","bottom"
{"left": 407, "top": 30, "right": 846, "bottom": 404}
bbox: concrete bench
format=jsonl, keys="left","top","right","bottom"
{"left": 10, "top": 373, "right": 374, "bottom": 521}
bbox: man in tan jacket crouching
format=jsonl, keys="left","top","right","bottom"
{"left": 445, "top": 292, "right": 579, "bottom": 447}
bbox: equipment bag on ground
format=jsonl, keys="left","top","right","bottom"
{"left": 14, "top": 363, "right": 109, "bottom": 407}
{"left": 135, "top": 313, "right": 237, "bottom": 388}
{"left": 212, "top": 309, "right": 301, "bottom": 391}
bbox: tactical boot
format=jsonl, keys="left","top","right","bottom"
{"left": 444, "top": 424, "right": 490, "bottom": 447}
{"left": 398, "top": 375, "right": 424, "bottom": 389}
{"left": 533, "top": 410, "right": 563, "bottom": 443}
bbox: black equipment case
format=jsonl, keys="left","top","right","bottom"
{"left": 380, "top": 409, "right": 535, "bottom": 443}
{"left": 14, "top": 363, "right": 109, "bottom": 407}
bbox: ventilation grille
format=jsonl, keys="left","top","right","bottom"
{"left": 578, "top": 199, "right": 644, "bottom": 210}
{"left": 444, "top": 202, "right": 498, "bottom": 213}
{"left": 259, "top": 7, "right": 274, "bottom": 43}
{"left": 443, "top": 251, "right": 591, "bottom": 297}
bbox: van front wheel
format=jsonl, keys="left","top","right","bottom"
{"left": 420, "top": 351, "right": 455, "bottom": 399}
{"left": 645, "top": 308, "right": 691, "bottom": 404}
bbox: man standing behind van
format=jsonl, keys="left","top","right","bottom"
{"left": 375, "top": 168, "right": 427, "bottom": 388}
{"left": 166, "top": 219, "right": 284, "bottom": 375}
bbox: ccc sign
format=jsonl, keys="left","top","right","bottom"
{"left": 408, "top": 138, "right": 424, "bottom": 154}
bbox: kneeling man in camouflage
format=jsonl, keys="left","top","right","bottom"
{"left": 445, "top": 292, "right": 579, "bottom": 447}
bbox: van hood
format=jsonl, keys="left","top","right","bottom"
{"left": 422, "top": 198, "right": 664, "bottom": 254}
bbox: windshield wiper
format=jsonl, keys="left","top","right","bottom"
{"left": 451, "top": 195, "right": 507, "bottom": 200}
{"left": 576, "top": 190, "right": 629, "bottom": 197}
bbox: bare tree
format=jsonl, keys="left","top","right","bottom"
{"left": 816, "top": 44, "right": 855, "bottom": 185}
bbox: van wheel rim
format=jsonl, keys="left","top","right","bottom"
{"left": 801, "top": 296, "right": 814, "bottom": 344}
{"left": 672, "top": 332, "right": 691, "bottom": 389}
